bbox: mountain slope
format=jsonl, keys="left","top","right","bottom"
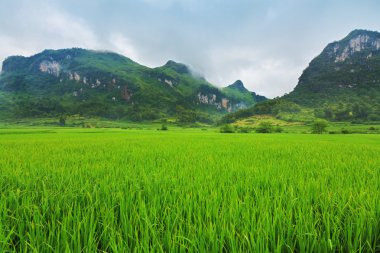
{"left": 223, "top": 80, "right": 267, "bottom": 104}
{"left": 0, "top": 48, "right": 265, "bottom": 122}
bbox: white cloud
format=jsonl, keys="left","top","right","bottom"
{"left": 202, "top": 47, "right": 304, "bottom": 98}
{"left": 107, "top": 34, "right": 141, "bottom": 62}
{"left": 36, "top": 7, "right": 99, "bottom": 49}
{"left": 0, "top": 1, "right": 99, "bottom": 70}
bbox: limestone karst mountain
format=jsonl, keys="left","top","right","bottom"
{"left": 0, "top": 48, "right": 265, "bottom": 121}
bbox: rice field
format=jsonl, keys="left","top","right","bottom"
{"left": 0, "top": 128, "right": 379, "bottom": 252}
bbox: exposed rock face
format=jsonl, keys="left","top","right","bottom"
{"left": 157, "top": 76, "right": 178, "bottom": 88}
{"left": 74, "top": 72, "right": 81, "bottom": 81}
{"left": 197, "top": 92, "right": 236, "bottom": 112}
{"left": 164, "top": 79, "right": 173, "bottom": 87}
{"left": 39, "top": 61, "right": 61, "bottom": 77}
{"left": 221, "top": 98, "right": 229, "bottom": 109}
{"left": 198, "top": 93, "right": 217, "bottom": 105}
{"left": 121, "top": 86, "right": 132, "bottom": 101}
{"left": 325, "top": 30, "right": 380, "bottom": 63}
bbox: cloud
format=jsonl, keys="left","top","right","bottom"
{"left": 202, "top": 46, "right": 304, "bottom": 97}
{"left": 0, "top": 1, "right": 99, "bottom": 68}
{"left": 107, "top": 34, "right": 141, "bottom": 63}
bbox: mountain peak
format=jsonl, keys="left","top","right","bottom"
{"left": 324, "top": 29, "right": 380, "bottom": 63}
{"left": 345, "top": 29, "right": 380, "bottom": 40}
{"left": 163, "top": 60, "right": 191, "bottom": 74}
{"left": 227, "top": 80, "right": 249, "bottom": 92}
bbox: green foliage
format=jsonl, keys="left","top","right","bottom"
{"left": 176, "top": 105, "right": 196, "bottom": 123}
{"left": 254, "top": 99, "right": 302, "bottom": 115}
{"left": 256, "top": 122, "right": 274, "bottom": 133}
{"left": 273, "top": 126, "right": 284, "bottom": 133}
{"left": 313, "top": 102, "right": 380, "bottom": 122}
{"left": 311, "top": 119, "right": 329, "bottom": 134}
{"left": 237, "top": 126, "right": 253, "bottom": 133}
{"left": 220, "top": 124, "right": 235, "bottom": 133}
{"left": 59, "top": 115, "right": 66, "bottom": 126}
{"left": 220, "top": 99, "right": 303, "bottom": 124}
{"left": 160, "top": 124, "right": 168, "bottom": 131}
{"left": 175, "top": 105, "right": 214, "bottom": 124}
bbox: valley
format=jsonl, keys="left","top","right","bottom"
{"left": 1, "top": 17, "right": 379, "bottom": 252}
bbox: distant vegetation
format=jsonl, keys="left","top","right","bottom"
{"left": 219, "top": 99, "right": 307, "bottom": 124}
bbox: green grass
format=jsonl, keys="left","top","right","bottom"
{"left": 233, "top": 115, "right": 380, "bottom": 134}
{"left": 0, "top": 129, "right": 379, "bottom": 252}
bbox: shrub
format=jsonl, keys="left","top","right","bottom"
{"left": 237, "top": 127, "right": 253, "bottom": 133}
{"left": 368, "top": 114, "right": 380, "bottom": 121}
{"left": 220, "top": 124, "right": 235, "bottom": 133}
{"left": 59, "top": 115, "right": 66, "bottom": 126}
{"left": 311, "top": 119, "right": 328, "bottom": 134}
{"left": 161, "top": 124, "right": 168, "bottom": 131}
{"left": 273, "top": 126, "right": 283, "bottom": 133}
{"left": 256, "top": 122, "right": 273, "bottom": 133}
{"left": 341, "top": 129, "right": 350, "bottom": 134}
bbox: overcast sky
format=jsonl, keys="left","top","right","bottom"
{"left": 0, "top": 0, "right": 379, "bottom": 97}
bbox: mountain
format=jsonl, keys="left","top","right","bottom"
{"left": 286, "top": 29, "right": 380, "bottom": 106}
{"left": 227, "top": 80, "right": 248, "bottom": 92}
{"left": 222, "top": 80, "right": 252, "bottom": 104}
{"left": 222, "top": 80, "right": 267, "bottom": 104}
{"left": 0, "top": 48, "right": 265, "bottom": 122}
{"left": 222, "top": 29, "right": 380, "bottom": 123}
{"left": 284, "top": 29, "right": 380, "bottom": 121}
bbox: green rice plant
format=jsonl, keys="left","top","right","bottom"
{"left": 0, "top": 129, "right": 379, "bottom": 252}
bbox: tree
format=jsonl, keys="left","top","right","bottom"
{"left": 311, "top": 119, "right": 328, "bottom": 134}
{"left": 256, "top": 122, "right": 273, "bottom": 133}
{"left": 176, "top": 105, "right": 196, "bottom": 123}
{"left": 220, "top": 124, "right": 235, "bottom": 133}
{"left": 273, "top": 126, "right": 284, "bottom": 133}
{"left": 59, "top": 115, "right": 66, "bottom": 126}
